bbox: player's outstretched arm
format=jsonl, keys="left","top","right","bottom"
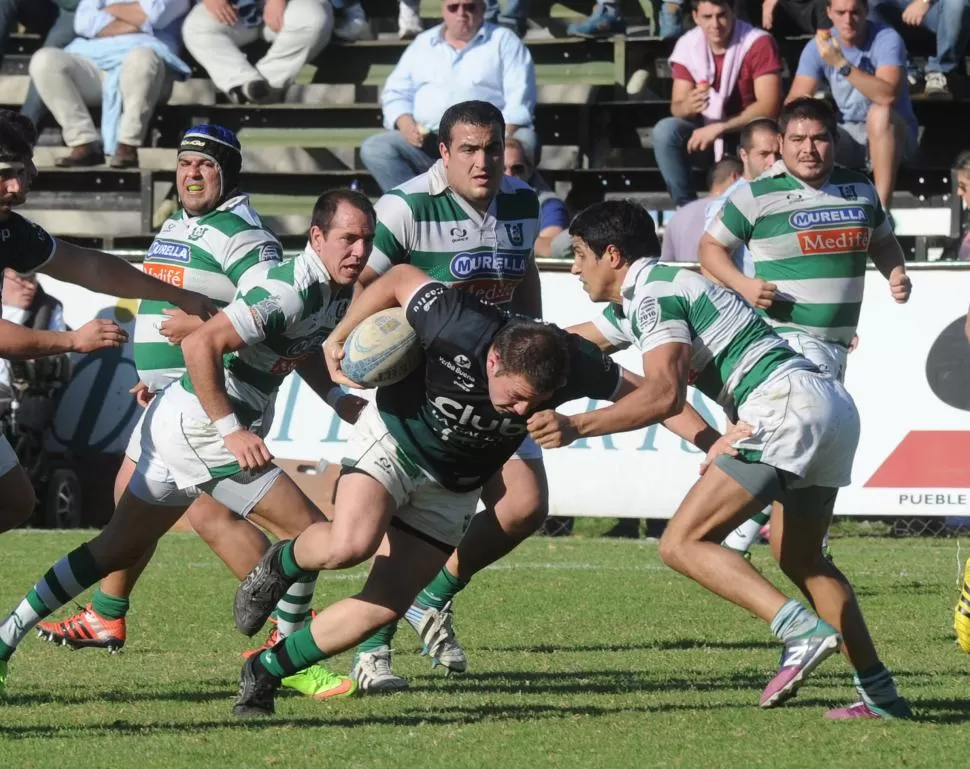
{"left": 566, "top": 321, "right": 621, "bottom": 353}
{"left": 529, "top": 342, "right": 691, "bottom": 448}
{"left": 41, "top": 238, "right": 216, "bottom": 319}
{"left": 0, "top": 317, "right": 127, "bottom": 360}
{"left": 660, "top": 404, "right": 724, "bottom": 453}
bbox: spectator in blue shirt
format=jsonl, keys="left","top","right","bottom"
{"left": 787, "top": 0, "right": 918, "bottom": 207}
{"left": 360, "top": 0, "right": 537, "bottom": 193}
{"left": 504, "top": 137, "right": 569, "bottom": 258}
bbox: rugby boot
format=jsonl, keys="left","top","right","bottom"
{"left": 36, "top": 604, "right": 125, "bottom": 652}
{"left": 760, "top": 621, "right": 841, "bottom": 707}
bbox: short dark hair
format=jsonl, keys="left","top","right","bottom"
{"left": 438, "top": 100, "right": 505, "bottom": 149}
{"left": 0, "top": 110, "right": 36, "bottom": 162}
{"left": 310, "top": 189, "right": 375, "bottom": 233}
{"left": 740, "top": 118, "right": 781, "bottom": 152}
{"left": 779, "top": 97, "right": 838, "bottom": 140}
{"left": 568, "top": 200, "right": 660, "bottom": 265}
{"left": 826, "top": 0, "right": 866, "bottom": 7}
{"left": 708, "top": 156, "right": 743, "bottom": 190}
{"left": 954, "top": 150, "right": 970, "bottom": 173}
{"left": 491, "top": 321, "right": 570, "bottom": 395}
{"left": 691, "top": 0, "right": 734, "bottom": 13}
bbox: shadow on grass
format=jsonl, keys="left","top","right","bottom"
{"left": 2, "top": 686, "right": 233, "bottom": 707}
{"left": 780, "top": 695, "right": 970, "bottom": 724}
{"left": 475, "top": 639, "right": 779, "bottom": 654}
{"left": 411, "top": 667, "right": 774, "bottom": 695}
{"left": 853, "top": 581, "right": 950, "bottom": 598}
{"left": 0, "top": 699, "right": 753, "bottom": 739}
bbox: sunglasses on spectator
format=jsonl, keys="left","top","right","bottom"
{"left": 506, "top": 163, "right": 527, "bottom": 176}
{"left": 446, "top": 3, "right": 481, "bottom": 12}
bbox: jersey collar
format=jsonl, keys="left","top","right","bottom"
{"left": 299, "top": 241, "right": 335, "bottom": 286}
{"left": 619, "top": 257, "right": 659, "bottom": 314}
{"left": 180, "top": 192, "right": 251, "bottom": 221}
{"left": 427, "top": 159, "right": 516, "bottom": 228}
{"left": 767, "top": 159, "right": 834, "bottom": 193}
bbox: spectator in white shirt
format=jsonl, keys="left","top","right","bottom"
{"left": 360, "top": 0, "right": 536, "bottom": 192}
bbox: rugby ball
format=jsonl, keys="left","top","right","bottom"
{"left": 341, "top": 307, "right": 423, "bottom": 386}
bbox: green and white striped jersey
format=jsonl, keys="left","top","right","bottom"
{"left": 592, "top": 259, "right": 815, "bottom": 411}
{"left": 134, "top": 194, "right": 282, "bottom": 391}
{"left": 368, "top": 160, "right": 539, "bottom": 307}
{"left": 167, "top": 244, "right": 353, "bottom": 423}
{"left": 705, "top": 160, "right": 891, "bottom": 347}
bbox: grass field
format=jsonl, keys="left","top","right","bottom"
{"left": 0, "top": 530, "right": 967, "bottom": 768}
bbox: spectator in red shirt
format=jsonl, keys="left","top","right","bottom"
{"left": 654, "top": 0, "right": 783, "bottom": 206}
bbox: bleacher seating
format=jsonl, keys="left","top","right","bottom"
{"left": 3, "top": 0, "right": 968, "bottom": 256}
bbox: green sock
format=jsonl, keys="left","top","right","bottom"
{"left": 415, "top": 567, "right": 468, "bottom": 610}
{"left": 258, "top": 626, "right": 327, "bottom": 678}
{"left": 356, "top": 622, "right": 398, "bottom": 655}
{"left": 91, "top": 588, "right": 130, "bottom": 620}
{"left": 279, "top": 540, "right": 312, "bottom": 580}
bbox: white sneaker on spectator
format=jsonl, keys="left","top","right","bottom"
{"left": 335, "top": 3, "right": 374, "bottom": 41}
{"left": 398, "top": 2, "right": 423, "bottom": 38}
{"left": 924, "top": 72, "right": 952, "bottom": 99}
{"left": 351, "top": 646, "right": 410, "bottom": 693}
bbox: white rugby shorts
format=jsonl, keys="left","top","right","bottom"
{"left": 778, "top": 331, "right": 849, "bottom": 383}
{"left": 734, "top": 369, "right": 860, "bottom": 489}
{"left": 128, "top": 388, "right": 280, "bottom": 515}
{"left": 342, "top": 403, "right": 479, "bottom": 547}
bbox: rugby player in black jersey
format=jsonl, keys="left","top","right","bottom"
{"left": 231, "top": 263, "right": 739, "bottom": 716}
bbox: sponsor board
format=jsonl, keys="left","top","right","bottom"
{"left": 33, "top": 265, "right": 970, "bottom": 518}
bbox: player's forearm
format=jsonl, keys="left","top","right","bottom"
{"left": 510, "top": 259, "right": 542, "bottom": 317}
{"left": 569, "top": 379, "right": 685, "bottom": 439}
{"left": 295, "top": 350, "right": 339, "bottom": 402}
{"left": 47, "top": 241, "right": 184, "bottom": 304}
{"left": 0, "top": 320, "right": 78, "bottom": 359}
{"left": 181, "top": 332, "right": 235, "bottom": 422}
{"left": 699, "top": 237, "right": 747, "bottom": 293}
{"left": 661, "top": 403, "right": 721, "bottom": 452}
{"left": 869, "top": 234, "right": 907, "bottom": 279}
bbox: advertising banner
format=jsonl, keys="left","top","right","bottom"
{"left": 37, "top": 265, "right": 970, "bottom": 518}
